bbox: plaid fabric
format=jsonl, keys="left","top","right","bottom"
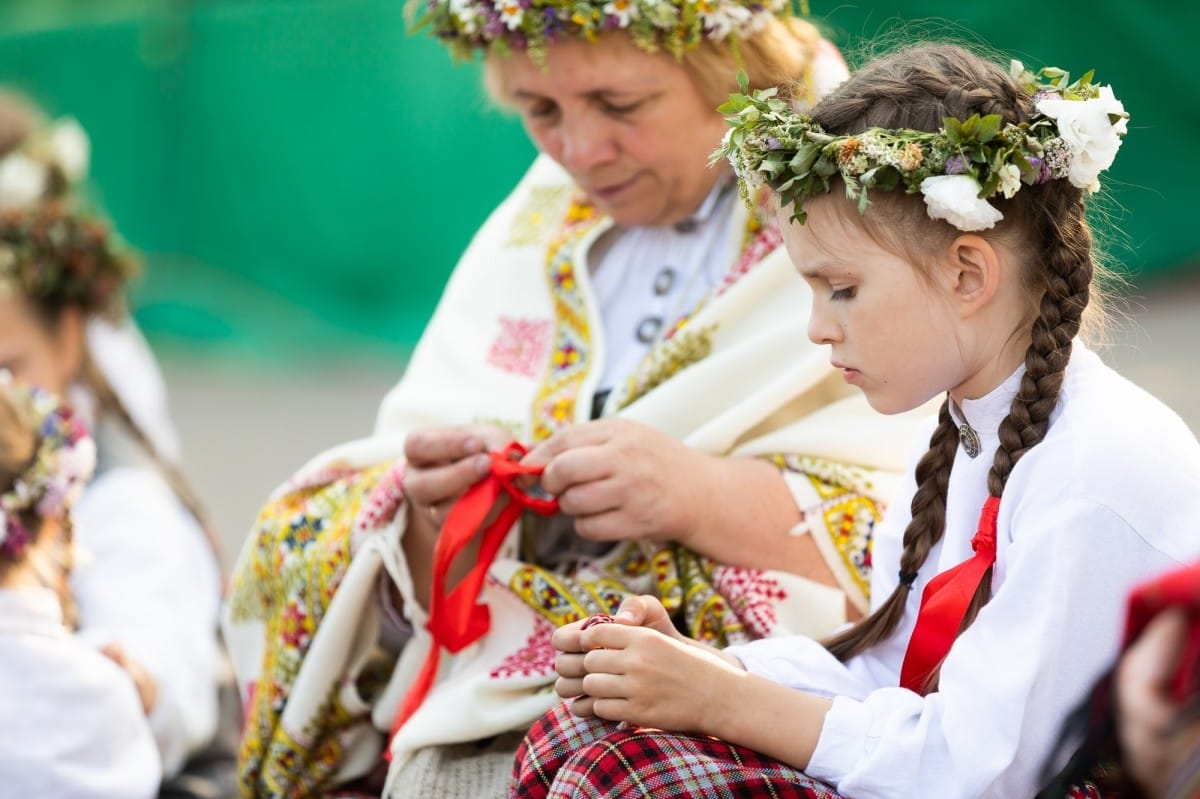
{"left": 512, "top": 702, "right": 845, "bottom": 798}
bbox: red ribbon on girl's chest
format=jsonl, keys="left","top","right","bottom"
{"left": 900, "top": 495, "right": 1001, "bottom": 694}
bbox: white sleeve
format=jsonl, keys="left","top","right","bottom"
{"left": 71, "top": 467, "right": 223, "bottom": 777}
{"left": 804, "top": 499, "right": 1181, "bottom": 799}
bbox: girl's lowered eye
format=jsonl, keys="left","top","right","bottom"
{"left": 830, "top": 286, "right": 857, "bottom": 301}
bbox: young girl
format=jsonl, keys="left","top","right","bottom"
{"left": 509, "top": 43, "right": 1200, "bottom": 798}
{"left": 0, "top": 375, "right": 161, "bottom": 797}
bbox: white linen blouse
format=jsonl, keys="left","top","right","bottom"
{"left": 727, "top": 344, "right": 1200, "bottom": 798}
{"left": 0, "top": 586, "right": 161, "bottom": 798}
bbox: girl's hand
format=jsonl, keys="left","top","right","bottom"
{"left": 554, "top": 596, "right": 707, "bottom": 722}
{"left": 520, "top": 418, "right": 717, "bottom": 544}
{"left": 569, "top": 620, "right": 742, "bottom": 734}
{"left": 101, "top": 642, "right": 158, "bottom": 715}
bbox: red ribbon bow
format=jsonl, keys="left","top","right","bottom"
{"left": 388, "top": 441, "right": 559, "bottom": 748}
{"left": 900, "top": 495, "right": 1001, "bottom": 694}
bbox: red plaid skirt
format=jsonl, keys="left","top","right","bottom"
{"left": 511, "top": 702, "right": 846, "bottom": 798}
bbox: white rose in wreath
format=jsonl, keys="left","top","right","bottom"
{"left": 0, "top": 153, "right": 47, "bottom": 209}
{"left": 1035, "top": 86, "right": 1127, "bottom": 191}
{"left": 920, "top": 175, "right": 1003, "bottom": 231}
{"left": 49, "top": 118, "right": 91, "bottom": 184}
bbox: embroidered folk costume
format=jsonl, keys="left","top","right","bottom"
{"left": 220, "top": 0, "right": 938, "bottom": 794}
{"left": 222, "top": 149, "right": 931, "bottom": 793}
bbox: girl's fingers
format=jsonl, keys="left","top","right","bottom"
{"left": 555, "top": 651, "right": 587, "bottom": 679}
{"left": 555, "top": 677, "right": 585, "bottom": 699}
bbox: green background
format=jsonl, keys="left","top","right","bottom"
{"left": 1, "top": 0, "right": 1195, "bottom": 362}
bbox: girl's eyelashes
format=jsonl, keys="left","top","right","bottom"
{"left": 830, "top": 286, "right": 857, "bottom": 301}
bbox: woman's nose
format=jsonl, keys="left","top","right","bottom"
{"left": 559, "top": 116, "right": 617, "bottom": 174}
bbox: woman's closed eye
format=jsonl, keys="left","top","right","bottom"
{"left": 830, "top": 286, "right": 857, "bottom": 301}
{"left": 599, "top": 99, "right": 644, "bottom": 117}
{"left": 525, "top": 100, "right": 560, "bottom": 121}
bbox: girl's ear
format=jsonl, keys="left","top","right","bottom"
{"left": 943, "top": 234, "right": 1002, "bottom": 318}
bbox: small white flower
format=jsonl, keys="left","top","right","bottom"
{"left": 494, "top": 0, "right": 523, "bottom": 29}
{"left": 48, "top": 118, "right": 90, "bottom": 184}
{"left": 0, "top": 153, "right": 47, "bottom": 209}
{"left": 603, "top": 0, "right": 634, "bottom": 25}
{"left": 455, "top": 7, "right": 480, "bottom": 33}
{"left": 1035, "top": 85, "right": 1127, "bottom": 191}
{"left": 997, "top": 163, "right": 1022, "bottom": 199}
{"left": 699, "top": 0, "right": 751, "bottom": 40}
{"left": 920, "top": 175, "right": 1004, "bottom": 231}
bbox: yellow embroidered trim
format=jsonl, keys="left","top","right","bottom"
{"left": 530, "top": 196, "right": 605, "bottom": 441}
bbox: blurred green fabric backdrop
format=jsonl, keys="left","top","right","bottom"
{"left": 1, "top": 0, "right": 1196, "bottom": 361}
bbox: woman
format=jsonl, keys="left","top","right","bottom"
{"left": 0, "top": 106, "right": 226, "bottom": 787}
{"left": 222, "top": 2, "right": 931, "bottom": 796}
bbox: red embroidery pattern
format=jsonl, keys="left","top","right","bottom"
{"left": 355, "top": 462, "right": 406, "bottom": 531}
{"left": 490, "top": 616, "right": 557, "bottom": 679}
{"left": 716, "top": 220, "right": 783, "bottom": 298}
{"left": 712, "top": 567, "right": 788, "bottom": 638}
{"left": 487, "top": 316, "right": 554, "bottom": 378}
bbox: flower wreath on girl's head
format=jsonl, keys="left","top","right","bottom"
{"left": 0, "top": 116, "right": 89, "bottom": 210}
{"left": 407, "top": 0, "right": 806, "bottom": 63}
{"left": 717, "top": 61, "right": 1129, "bottom": 232}
{"left": 0, "top": 373, "right": 95, "bottom": 558}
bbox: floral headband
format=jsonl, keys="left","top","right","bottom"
{"left": 0, "top": 116, "right": 89, "bottom": 210}
{"left": 717, "top": 61, "right": 1129, "bottom": 231}
{"left": 0, "top": 373, "right": 96, "bottom": 558}
{"left": 407, "top": 0, "right": 798, "bottom": 63}
{"left": 0, "top": 200, "right": 138, "bottom": 320}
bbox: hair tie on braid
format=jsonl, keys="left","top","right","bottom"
{"left": 899, "top": 570, "right": 919, "bottom": 588}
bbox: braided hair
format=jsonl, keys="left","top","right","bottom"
{"left": 818, "top": 45, "right": 1099, "bottom": 682}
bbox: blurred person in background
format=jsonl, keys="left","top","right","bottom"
{"left": 1041, "top": 560, "right": 1200, "bottom": 798}
{"left": 0, "top": 91, "right": 229, "bottom": 795}
{"left": 0, "top": 374, "right": 161, "bottom": 799}
{"left": 222, "top": 2, "right": 934, "bottom": 797}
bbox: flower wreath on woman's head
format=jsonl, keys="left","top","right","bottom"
{"left": 717, "top": 61, "right": 1129, "bottom": 232}
{"left": 0, "top": 373, "right": 95, "bottom": 558}
{"left": 407, "top": 0, "right": 808, "bottom": 63}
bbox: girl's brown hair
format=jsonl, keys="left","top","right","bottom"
{"left": 815, "top": 45, "right": 1103, "bottom": 687}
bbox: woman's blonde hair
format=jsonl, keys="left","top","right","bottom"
{"left": 483, "top": 16, "right": 822, "bottom": 111}
{"left": 683, "top": 16, "right": 821, "bottom": 109}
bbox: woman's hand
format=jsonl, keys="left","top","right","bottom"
{"left": 1117, "top": 609, "right": 1200, "bottom": 798}
{"left": 403, "top": 424, "right": 514, "bottom": 528}
{"left": 101, "top": 642, "right": 158, "bottom": 715}
{"left": 521, "top": 418, "right": 717, "bottom": 544}
{"left": 398, "top": 424, "right": 515, "bottom": 610}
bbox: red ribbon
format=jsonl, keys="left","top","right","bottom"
{"left": 900, "top": 495, "right": 1001, "bottom": 694}
{"left": 388, "top": 441, "right": 559, "bottom": 750}
{"left": 1122, "top": 560, "right": 1200, "bottom": 702}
